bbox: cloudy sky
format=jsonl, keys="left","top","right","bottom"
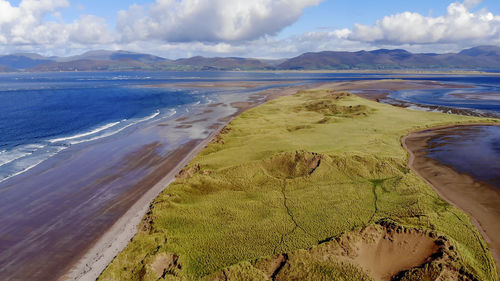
{"left": 1, "top": 0, "right": 500, "bottom": 58}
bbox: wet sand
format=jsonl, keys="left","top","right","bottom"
{"left": 63, "top": 139, "right": 204, "bottom": 281}
{"left": 403, "top": 125, "right": 500, "bottom": 273}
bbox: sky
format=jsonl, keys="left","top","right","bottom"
{"left": 1, "top": 0, "right": 500, "bottom": 58}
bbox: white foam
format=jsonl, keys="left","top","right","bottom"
{"left": 160, "top": 109, "right": 177, "bottom": 120}
{"left": 0, "top": 146, "right": 66, "bottom": 183}
{"left": 49, "top": 122, "right": 121, "bottom": 143}
{"left": 0, "top": 151, "right": 31, "bottom": 168}
{"left": 69, "top": 110, "right": 160, "bottom": 145}
{"left": 0, "top": 144, "right": 46, "bottom": 168}
{"left": 0, "top": 109, "right": 163, "bottom": 182}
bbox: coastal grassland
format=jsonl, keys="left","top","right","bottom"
{"left": 100, "top": 88, "right": 499, "bottom": 281}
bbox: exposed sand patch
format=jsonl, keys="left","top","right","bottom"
{"left": 349, "top": 225, "right": 439, "bottom": 281}
{"left": 174, "top": 124, "right": 192, "bottom": 129}
{"left": 262, "top": 150, "right": 322, "bottom": 179}
{"left": 149, "top": 253, "right": 180, "bottom": 279}
{"left": 206, "top": 222, "right": 471, "bottom": 281}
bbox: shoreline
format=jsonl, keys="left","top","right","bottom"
{"left": 62, "top": 138, "right": 207, "bottom": 281}
{"left": 403, "top": 124, "right": 500, "bottom": 275}
{"left": 62, "top": 83, "right": 312, "bottom": 281}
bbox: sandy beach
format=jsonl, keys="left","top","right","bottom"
{"left": 403, "top": 125, "right": 500, "bottom": 275}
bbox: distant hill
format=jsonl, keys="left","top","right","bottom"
{"left": 0, "top": 54, "right": 53, "bottom": 70}
{"left": 277, "top": 46, "right": 500, "bottom": 70}
{"left": 28, "top": 59, "right": 155, "bottom": 72}
{"left": 2, "top": 46, "right": 500, "bottom": 72}
{"left": 55, "top": 50, "right": 167, "bottom": 64}
{"left": 0, "top": 65, "right": 16, "bottom": 72}
{"left": 163, "top": 56, "right": 274, "bottom": 71}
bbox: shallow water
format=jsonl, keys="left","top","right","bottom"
{"left": 425, "top": 125, "right": 500, "bottom": 187}
{"left": 389, "top": 78, "right": 500, "bottom": 117}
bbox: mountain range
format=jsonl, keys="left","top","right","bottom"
{"left": 2, "top": 46, "right": 500, "bottom": 72}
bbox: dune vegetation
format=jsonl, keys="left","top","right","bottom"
{"left": 100, "top": 87, "right": 499, "bottom": 281}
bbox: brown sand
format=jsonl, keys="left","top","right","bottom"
{"left": 349, "top": 225, "right": 440, "bottom": 281}
{"left": 196, "top": 109, "right": 214, "bottom": 116}
{"left": 207, "top": 102, "right": 225, "bottom": 108}
{"left": 210, "top": 223, "right": 461, "bottom": 281}
{"left": 403, "top": 125, "right": 500, "bottom": 274}
{"left": 180, "top": 118, "right": 209, "bottom": 125}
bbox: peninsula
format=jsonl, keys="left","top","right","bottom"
{"left": 96, "top": 80, "right": 499, "bottom": 281}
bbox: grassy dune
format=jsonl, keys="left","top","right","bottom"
{"left": 100, "top": 88, "right": 499, "bottom": 281}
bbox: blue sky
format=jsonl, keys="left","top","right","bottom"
{"left": 1, "top": 0, "right": 500, "bottom": 58}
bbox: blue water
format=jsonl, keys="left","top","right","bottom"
{"left": 0, "top": 72, "right": 220, "bottom": 182}
{"left": 389, "top": 77, "right": 500, "bottom": 117}
{"left": 1, "top": 71, "right": 500, "bottom": 183}
{"left": 426, "top": 126, "right": 500, "bottom": 187}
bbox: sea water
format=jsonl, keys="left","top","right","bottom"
{"left": 425, "top": 125, "right": 500, "bottom": 187}
{"left": 390, "top": 75, "right": 500, "bottom": 117}
{"left": 0, "top": 73, "right": 200, "bottom": 182}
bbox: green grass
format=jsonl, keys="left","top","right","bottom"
{"left": 100, "top": 89, "right": 499, "bottom": 281}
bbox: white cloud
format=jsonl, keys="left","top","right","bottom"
{"left": 0, "top": 0, "right": 111, "bottom": 46}
{"left": 116, "top": 0, "right": 323, "bottom": 42}
{"left": 68, "top": 15, "right": 113, "bottom": 45}
{"left": 1, "top": 0, "right": 500, "bottom": 59}
{"left": 348, "top": 1, "right": 500, "bottom": 46}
